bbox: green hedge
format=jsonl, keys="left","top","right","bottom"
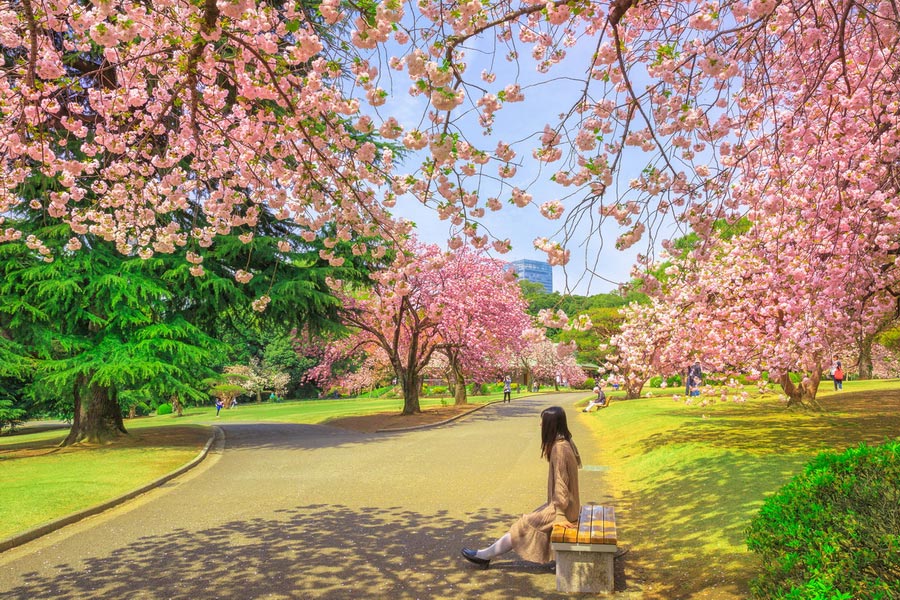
{"left": 156, "top": 403, "right": 173, "bottom": 416}
{"left": 648, "top": 375, "right": 682, "bottom": 387}
{"left": 746, "top": 440, "right": 900, "bottom": 599}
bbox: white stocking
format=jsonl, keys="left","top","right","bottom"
{"left": 476, "top": 533, "right": 513, "bottom": 560}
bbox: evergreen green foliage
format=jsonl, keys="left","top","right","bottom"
{"left": 0, "top": 397, "right": 26, "bottom": 432}
{"left": 746, "top": 440, "right": 900, "bottom": 600}
{"left": 262, "top": 332, "right": 319, "bottom": 397}
{"left": 518, "top": 283, "right": 629, "bottom": 366}
{"left": 519, "top": 281, "right": 633, "bottom": 317}
{"left": 0, "top": 221, "right": 221, "bottom": 434}
{"left": 648, "top": 374, "right": 682, "bottom": 387}
{"left": 0, "top": 189, "right": 385, "bottom": 441}
{"left": 155, "top": 403, "right": 173, "bottom": 416}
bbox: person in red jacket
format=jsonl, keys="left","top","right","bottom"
{"left": 832, "top": 361, "right": 845, "bottom": 391}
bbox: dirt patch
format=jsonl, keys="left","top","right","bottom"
{"left": 327, "top": 402, "right": 487, "bottom": 433}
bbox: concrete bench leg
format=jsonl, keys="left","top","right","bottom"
{"left": 555, "top": 549, "right": 614, "bottom": 593}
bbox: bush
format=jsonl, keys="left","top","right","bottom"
{"left": 746, "top": 440, "right": 900, "bottom": 599}
{"left": 667, "top": 374, "right": 682, "bottom": 387}
{"left": 648, "top": 376, "right": 663, "bottom": 388}
{"left": 582, "top": 377, "right": 596, "bottom": 390}
{"left": 156, "top": 403, "right": 173, "bottom": 416}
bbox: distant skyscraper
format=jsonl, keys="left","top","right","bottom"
{"left": 509, "top": 259, "right": 553, "bottom": 293}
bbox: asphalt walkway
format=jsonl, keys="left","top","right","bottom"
{"left": 0, "top": 393, "right": 614, "bottom": 599}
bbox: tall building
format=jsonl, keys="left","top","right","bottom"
{"left": 509, "top": 259, "right": 553, "bottom": 293}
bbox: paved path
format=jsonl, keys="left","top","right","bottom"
{"left": 0, "top": 393, "right": 612, "bottom": 599}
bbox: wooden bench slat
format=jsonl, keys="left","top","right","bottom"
{"left": 598, "top": 505, "right": 616, "bottom": 544}
{"left": 550, "top": 503, "right": 618, "bottom": 545}
{"left": 576, "top": 504, "right": 594, "bottom": 544}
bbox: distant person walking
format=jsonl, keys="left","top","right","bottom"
{"left": 215, "top": 399, "right": 224, "bottom": 417}
{"left": 503, "top": 376, "right": 512, "bottom": 403}
{"left": 832, "top": 361, "right": 845, "bottom": 391}
{"left": 460, "top": 406, "right": 581, "bottom": 569}
{"left": 686, "top": 361, "right": 703, "bottom": 395}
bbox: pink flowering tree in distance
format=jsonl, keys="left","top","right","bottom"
{"left": 308, "top": 241, "right": 530, "bottom": 414}
{"left": 503, "top": 326, "right": 585, "bottom": 390}
{"left": 433, "top": 247, "right": 531, "bottom": 405}
{"left": 616, "top": 200, "right": 897, "bottom": 406}
{"left": 603, "top": 297, "right": 683, "bottom": 400}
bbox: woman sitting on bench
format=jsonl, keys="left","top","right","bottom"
{"left": 460, "top": 406, "right": 581, "bottom": 568}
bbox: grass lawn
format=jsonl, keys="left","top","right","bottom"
{"left": 579, "top": 379, "right": 900, "bottom": 599}
{"left": 0, "top": 426, "right": 211, "bottom": 540}
{"left": 0, "top": 393, "right": 505, "bottom": 542}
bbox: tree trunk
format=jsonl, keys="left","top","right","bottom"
{"left": 400, "top": 370, "right": 422, "bottom": 415}
{"left": 453, "top": 366, "right": 467, "bottom": 406}
{"left": 624, "top": 374, "right": 644, "bottom": 399}
{"left": 778, "top": 372, "right": 823, "bottom": 409}
{"left": 858, "top": 337, "right": 874, "bottom": 380}
{"left": 62, "top": 379, "right": 127, "bottom": 446}
{"left": 172, "top": 396, "right": 183, "bottom": 417}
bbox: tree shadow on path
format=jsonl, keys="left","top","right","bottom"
{"left": 4, "top": 505, "right": 573, "bottom": 600}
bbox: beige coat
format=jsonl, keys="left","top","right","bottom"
{"left": 509, "top": 438, "right": 581, "bottom": 563}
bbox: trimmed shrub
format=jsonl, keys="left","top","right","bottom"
{"left": 648, "top": 376, "right": 663, "bottom": 388}
{"left": 667, "top": 374, "right": 682, "bottom": 387}
{"left": 156, "top": 403, "right": 173, "bottom": 416}
{"left": 746, "top": 440, "right": 900, "bottom": 599}
{"left": 582, "top": 377, "right": 596, "bottom": 390}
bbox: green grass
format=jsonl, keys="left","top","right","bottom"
{"left": 126, "top": 393, "right": 504, "bottom": 429}
{"left": 0, "top": 426, "right": 210, "bottom": 540}
{"left": 579, "top": 379, "right": 900, "bottom": 598}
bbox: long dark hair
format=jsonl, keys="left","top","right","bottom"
{"left": 540, "top": 406, "right": 573, "bottom": 461}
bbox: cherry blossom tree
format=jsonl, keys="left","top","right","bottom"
{"left": 1, "top": 0, "right": 404, "bottom": 272}
{"left": 614, "top": 203, "right": 896, "bottom": 407}
{"left": 6, "top": 0, "right": 900, "bottom": 424}
{"left": 308, "top": 241, "right": 530, "bottom": 413}
{"left": 502, "top": 326, "right": 585, "bottom": 390}
{"left": 304, "top": 334, "right": 395, "bottom": 397}
{"left": 602, "top": 298, "right": 683, "bottom": 400}
{"left": 432, "top": 247, "right": 531, "bottom": 404}
{"left": 6, "top": 2, "right": 897, "bottom": 270}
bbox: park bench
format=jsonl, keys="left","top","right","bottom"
{"left": 550, "top": 503, "right": 618, "bottom": 593}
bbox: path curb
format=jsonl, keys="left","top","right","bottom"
{"left": 0, "top": 426, "right": 223, "bottom": 554}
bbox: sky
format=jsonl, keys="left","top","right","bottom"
{"left": 361, "top": 21, "right": 679, "bottom": 296}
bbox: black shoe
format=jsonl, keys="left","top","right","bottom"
{"left": 461, "top": 548, "right": 490, "bottom": 569}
